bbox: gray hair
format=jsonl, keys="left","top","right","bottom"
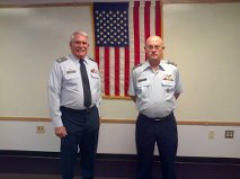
{"left": 70, "top": 31, "right": 88, "bottom": 42}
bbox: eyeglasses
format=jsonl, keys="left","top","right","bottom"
{"left": 146, "top": 45, "right": 164, "bottom": 50}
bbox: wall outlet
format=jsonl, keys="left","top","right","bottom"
{"left": 225, "top": 130, "right": 234, "bottom": 139}
{"left": 208, "top": 130, "right": 215, "bottom": 140}
{"left": 36, "top": 126, "right": 45, "bottom": 134}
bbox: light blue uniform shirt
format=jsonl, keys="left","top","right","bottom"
{"left": 48, "top": 54, "right": 101, "bottom": 127}
{"left": 128, "top": 60, "right": 183, "bottom": 118}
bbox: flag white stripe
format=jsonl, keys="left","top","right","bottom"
{"left": 139, "top": 1, "right": 145, "bottom": 64}
{"left": 110, "top": 47, "right": 115, "bottom": 96}
{"left": 99, "top": 48, "right": 105, "bottom": 95}
{"left": 129, "top": 3, "right": 135, "bottom": 74}
{"left": 119, "top": 48, "right": 125, "bottom": 96}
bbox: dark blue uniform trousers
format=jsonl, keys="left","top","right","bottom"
{"left": 136, "top": 112, "right": 178, "bottom": 179}
{"left": 60, "top": 106, "right": 99, "bottom": 179}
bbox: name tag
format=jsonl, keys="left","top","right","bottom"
{"left": 137, "top": 79, "right": 150, "bottom": 88}
{"left": 66, "top": 70, "right": 76, "bottom": 74}
{"left": 138, "top": 78, "right": 147, "bottom": 82}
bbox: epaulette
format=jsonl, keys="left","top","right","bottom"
{"left": 56, "top": 56, "right": 67, "bottom": 63}
{"left": 164, "top": 60, "right": 177, "bottom": 67}
{"left": 132, "top": 63, "right": 143, "bottom": 70}
{"left": 88, "top": 57, "right": 95, "bottom": 62}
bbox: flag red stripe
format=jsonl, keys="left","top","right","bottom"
{"left": 133, "top": 1, "right": 140, "bottom": 66}
{"left": 124, "top": 47, "right": 130, "bottom": 96}
{"left": 115, "top": 47, "right": 120, "bottom": 96}
{"left": 155, "top": 1, "right": 161, "bottom": 36}
{"left": 144, "top": 1, "right": 150, "bottom": 40}
{"left": 104, "top": 47, "right": 110, "bottom": 96}
{"left": 144, "top": 1, "right": 150, "bottom": 60}
{"left": 95, "top": 47, "right": 99, "bottom": 67}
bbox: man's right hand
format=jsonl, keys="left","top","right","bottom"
{"left": 55, "top": 126, "right": 68, "bottom": 138}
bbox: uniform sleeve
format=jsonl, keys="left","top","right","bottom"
{"left": 96, "top": 64, "right": 102, "bottom": 109}
{"left": 128, "top": 69, "right": 136, "bottom": 97}
{"left": 175, "top": 68, "right": 183, "bottom": 95}
{"left": 48, "top": 62, "right": 63, "bottom": 127}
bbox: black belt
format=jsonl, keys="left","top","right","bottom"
{"left": 139, "top": 112, "right": 173, "bottom": 122}
{"left": 60, "top": 105, "right": 96, "bottom": 113}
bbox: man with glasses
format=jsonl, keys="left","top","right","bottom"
{"left": 128, "top": 35, "right": 183, "bottom": 179}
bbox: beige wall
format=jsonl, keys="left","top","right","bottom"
{"left": 0, "top": 3, "right": 240, "bottom": 122}
{"left": 163, "top": 3, "right": 240, "bottom": 122}
{"left": 0, "top": 3, "right": 240, "bottom": 157}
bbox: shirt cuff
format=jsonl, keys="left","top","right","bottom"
{"left": 52, "top": 117, "right": 63, "bottom": 128}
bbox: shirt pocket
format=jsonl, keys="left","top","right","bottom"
{"left": 90, "top": 72, "right": 100, "bottom": 91}
{"left": 161, "top": 80, "right": 175, "bottom": 92}
{"left": 137, "top": 79, "right": 150, "bottom": 98}
{"left": 64, "top": 72, "right": 80, "bottom": 80}
{"left": 63, "top": 69, "right": 80, "bottom": 88}
{"left": 90, "top": 72, "right": 100, "bottom": 79}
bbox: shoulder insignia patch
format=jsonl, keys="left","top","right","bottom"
{"left": 88, "top": 57, "right": 95, "bottom": 62}
{"left": 132, "top": 63, "right": 143, "bottom": 70}
{"left": 56, "top": 57, "right": 67, "bottom": 63}
{"left": 166, "top": 60, "right": 177, "bottom": 67}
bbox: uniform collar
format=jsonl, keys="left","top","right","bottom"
{"left": 142, "top": 60, "right": 165, "bottom": 71}
{"left": 141, "top": 61, "right": 150, "bottom": 71}
{"left": 69, "top": 54, "right": 89, "bottom": 64}
{"left": 159, "top": 60, "right": 167, "bottom": 71}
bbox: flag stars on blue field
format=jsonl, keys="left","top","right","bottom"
{"left": 94, "top": 5, "right": 129, "bottom": 47}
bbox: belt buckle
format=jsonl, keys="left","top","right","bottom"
{"left": 154, "top": 118, "right": 161, "bottom": 121}
{"left": 85, "top": 107, "right": 91, "bottom": 113}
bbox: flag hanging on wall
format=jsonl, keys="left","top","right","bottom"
{"left": 93, "top": 1, "right": 162, "bottom": 98}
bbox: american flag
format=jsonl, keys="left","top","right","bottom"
{"left": 93, "top": 1, "right": 162, "bottom": 98}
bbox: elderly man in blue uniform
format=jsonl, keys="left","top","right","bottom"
{"left": 48, "top": 31, "right": 101, "bottom": 179}
{"left": 128, "top": 35, "right": 183, "bottom": 179}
